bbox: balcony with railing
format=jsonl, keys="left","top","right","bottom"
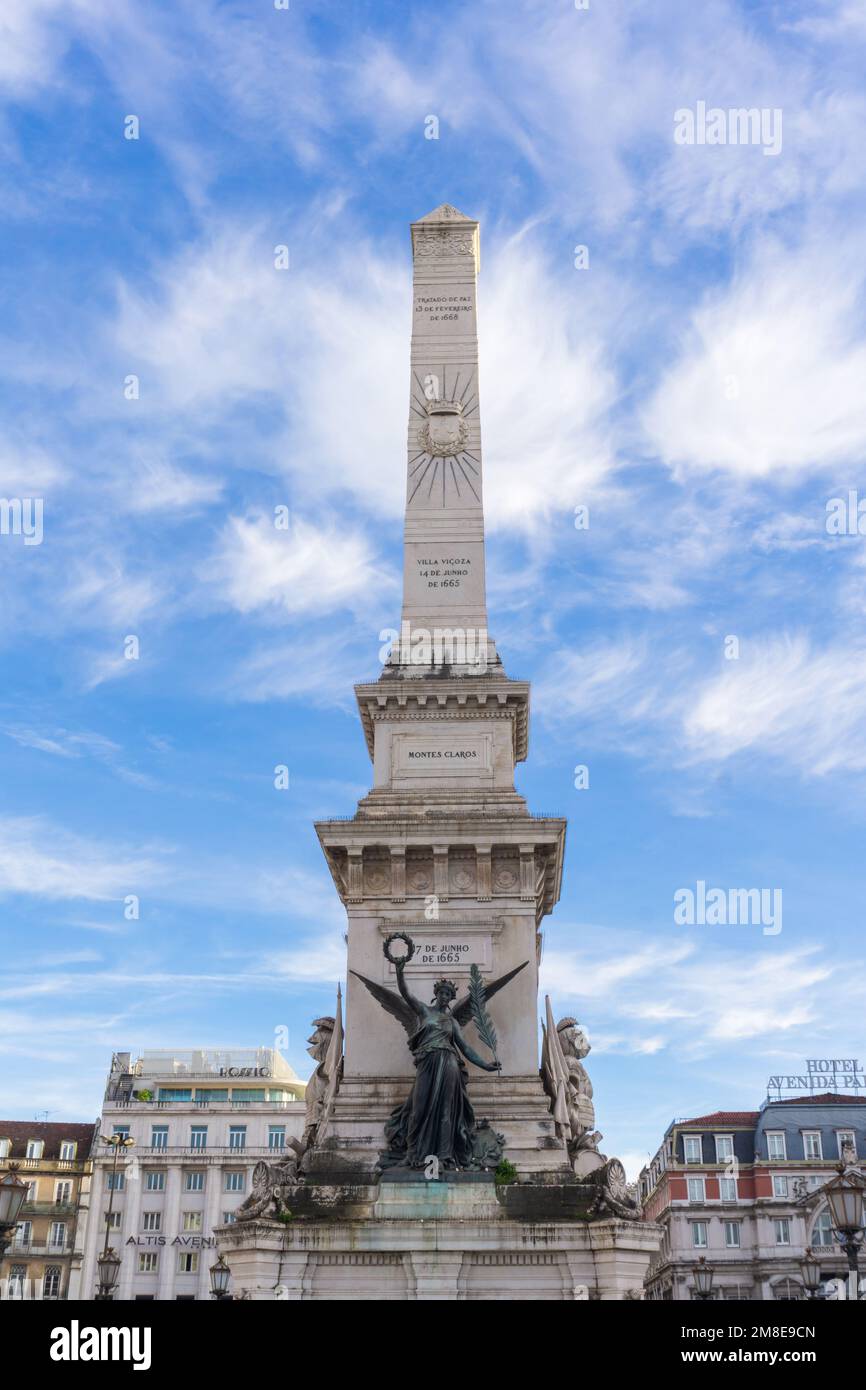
{"left": 8, "top": 1240, "right": 75, "bottom": 1257}
{"left": 105, "top": 1098, "right": 304, "bottom": 1111}
{"left": 95, "top": 1144, "right": 283, "bottom": 1162}
{"left": 21, "top": 1201, "right": 77, "bottom": 1218}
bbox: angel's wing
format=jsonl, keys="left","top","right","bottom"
{"left": 452, "top": 961, "right": 529, "bottom": 1026}
{"left": 349, "top": 970, "right": 417, "bottom": 1034}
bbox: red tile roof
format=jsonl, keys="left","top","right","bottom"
{"left": 770, "top": 1093, "right": 866, "bottom": 1106}
{"left": 679, "top": 1111, "right": 760, "bottom": 1127}
{"left": 0, "top": 1120, "right": 97, "bottom": 1161}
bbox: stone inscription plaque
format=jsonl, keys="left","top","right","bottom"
{"left": 394, "top": 733, "right": 491, "bottom": 777}
{"left": 381, "top": 932, "right": 493, "bottom": 980}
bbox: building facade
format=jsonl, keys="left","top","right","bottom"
{"left": 0, "top": 1120, "right": 97, "bottom": 1300}
{"left": 640, "top": 1093, "right": 866, "bottom": 1300}
{"left": 79, "top": 1049, "right": 305, "bottom": 1301}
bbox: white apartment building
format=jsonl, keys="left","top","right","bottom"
{"left": 79, "top": 1048, "right": 306, "bottom": 1301}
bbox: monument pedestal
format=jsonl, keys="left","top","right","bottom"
{"left": 217, "top": 1178, "right": 659, "bottom": 1301}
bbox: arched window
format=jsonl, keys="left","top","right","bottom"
{"left": 43, "top": 1265, "right": 62, "bottom": 1299}
{"left": 811, "top": 1207, "right": 834, "bottom": 1248}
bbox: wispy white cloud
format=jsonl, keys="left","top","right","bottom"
{"left": 543, "top": 934, "right": 850, "bottom": 1052}
{"left": 536, "top": 629, "right": 866, "bottom": 778}
{"left": 207, "top": 513, "right": 389, "bottom": 618}
{"left": 0, "top": 815, "right": 164, "bottom": 901}
{"left": 642, "top": 234, "right": 866, "bottom": 479}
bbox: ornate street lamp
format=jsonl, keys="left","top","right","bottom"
{"left": 823, "top": 1167, "right": 866, "bottom": 1283}
{"left": 209, "top": 1253, "right": 232, "bottom": 1300}
{"left": 799, "top": 1250, "right": 822, "bottom": 1299}
{"left": 95, "top": 1133, "right": 135, "bottom": 1300}
{"left": 693, "top": 1255, "right": 715, "bottom": 1301}
{"left": 0, "top": 1167, "right": 29, "bottom": 1257}
{"left": 95, "top": 1247, "right": 122, "bottom": 1300}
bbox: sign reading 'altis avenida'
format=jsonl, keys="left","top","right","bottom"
{"left": 767, "top": 1059, "right": 865, "bottom": 1093}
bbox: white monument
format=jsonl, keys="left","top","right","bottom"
{"left": 216, "top": 205, "right": 660, "bottom": 1299}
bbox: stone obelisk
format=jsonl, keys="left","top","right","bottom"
{"left": 397, "top": 204, "right": 492, "bottom": 665}
{"left": 218, "top": 208, "right": 661, "bottom": 1299}
{"left": 313, "top": 204, "right": 569, "bottom": 1176}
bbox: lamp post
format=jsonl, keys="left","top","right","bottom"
{"left": 693, "top": 1256, "right": 715, "bottom": 1301}
{"left": 209, "top": 1253, "right": 232, "bottom": 1300}
{"left": 823, "top": 1166, "right": 866, "bottom": 1298}
{"left": 0, "top": 1166, "right": 29, "bottom": 1259}
{"left": 95, "top": 1133, "right": 135, "bottom": 1300}
{"left": 799, "top": 1250, "right": 822, "bottom": 1300}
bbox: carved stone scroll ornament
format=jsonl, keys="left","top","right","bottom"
{"left": 587, "top": 1158, "right": 642, "bottom": 1222}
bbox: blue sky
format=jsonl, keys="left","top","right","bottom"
{"left": 1, "top": 0, "right": 865, "bottom": 1177}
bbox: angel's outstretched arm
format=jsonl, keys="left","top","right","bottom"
{"left": 452, "top": 1019, "right": 499, "bottom": 1071}
{"left": 395, "top": 958, "right": 424, "bottom": 1014}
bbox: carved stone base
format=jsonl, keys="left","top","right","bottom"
{"left": 216, "top": 1181, "right": 660, "bottom": 1300}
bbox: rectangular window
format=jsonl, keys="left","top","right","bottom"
{"left": 25, "top": 1139, "right": 44, "bottom": 1159}
{"left": 691, "top": 1222, "right": 708, "bottom": 1248}
{"left": 774, "top": 1218, "right": 791, "bottom": 1245}
{"left": 177, "top": 1251, "right": 199, "bottom": 1274}
{"left": 107, "top": 1171, "right": 125, "bottom": 1191}
{"left": 224, "top": 1171, "right": 246, "bottom": 1193}
{"left": 222, "top": 1211, "right": 237, "bottom": 1224}
{"left": 684, "top": 1136, "right": 702, "bottom": 1164}
{"left": 158, "top": 1088, "right": 192, "bottom": 1102}
{"left": 182, "top": 1211, "right": 203, "bottom": 1232}
{"left": 687, "top": 1177, "right": 706, "bottom": 1202}
{"left": 719, "top": 1177, "right": 737, "bottom": 1202}
{"left": 104, "top": 1210, "right": 122, "bottom": 1230}
{"left": 767, "top": 1132, "right": 786, "bottom": 1161}
{"left": 0, "top": 1139, "right": 10, "bottom": 1157}
{"left": 185, "top": 1171, "right": 205, "bottom": 1192}
{"left": 715, "top": 1135, "right": 734, "bottom": 1163}
{"left": 14, "top": 1221, "right": 32, "bottom": 1248}
{"left": 25, "top": 1180, "right": 38, "bottom": 1202}
{"left": 9, "top": 1265, "right": 27, "bottom": 1295}
{"left": 268, "top": 1126, "right": 286, "bottom": 1151}
{"left": 190, "top": 1126, "right": 208, "bottom": 1150}
{"left": 837, "top": 1131, "right": 856, "bottom": 1158}
{"left": 723, "top": 1221, "right": 741, "bottom": 1248}
{"left": 55, "top": 1180, "right": 72, "bottom": 1203}
{"left": 142, "top": 1211, "right": 161, "bottom": 1232}
{"left": 803, "top": 1131, "right": 822, "bottom": 1160}
{"left": 48, "top": 1222, "right": 66, "bottom": 1249}
{"left": 195, "top": 1089, "right": 228, "bottom": 1103}
{"left": 112, "top": 1125, "right": 130, "bottom": 1139}
{"left": 145, "top": 1171, "right": 165, "bottom": 1192}
{"left": 150, "top": 1126, "right": 169, "bottom": 1150}
{"left": 228, "top": 1126, "right": 247, "bottom": 1151}
{"left": 138, "top": 1253, "right": 159, "bottom": 1273}
{"left": 773, "top": 1175, "right": 788, "bottom": 1198}
{"left": 59, "top": 1141, "right": 77, "bottom": 1161}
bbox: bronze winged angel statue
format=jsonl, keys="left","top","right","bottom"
{"left": 351, "top": 934, "right": 527, "bottom": 1169}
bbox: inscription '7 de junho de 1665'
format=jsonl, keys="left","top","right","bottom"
{"left": 417, "top": 942, "right": 473, "bottom": 966}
